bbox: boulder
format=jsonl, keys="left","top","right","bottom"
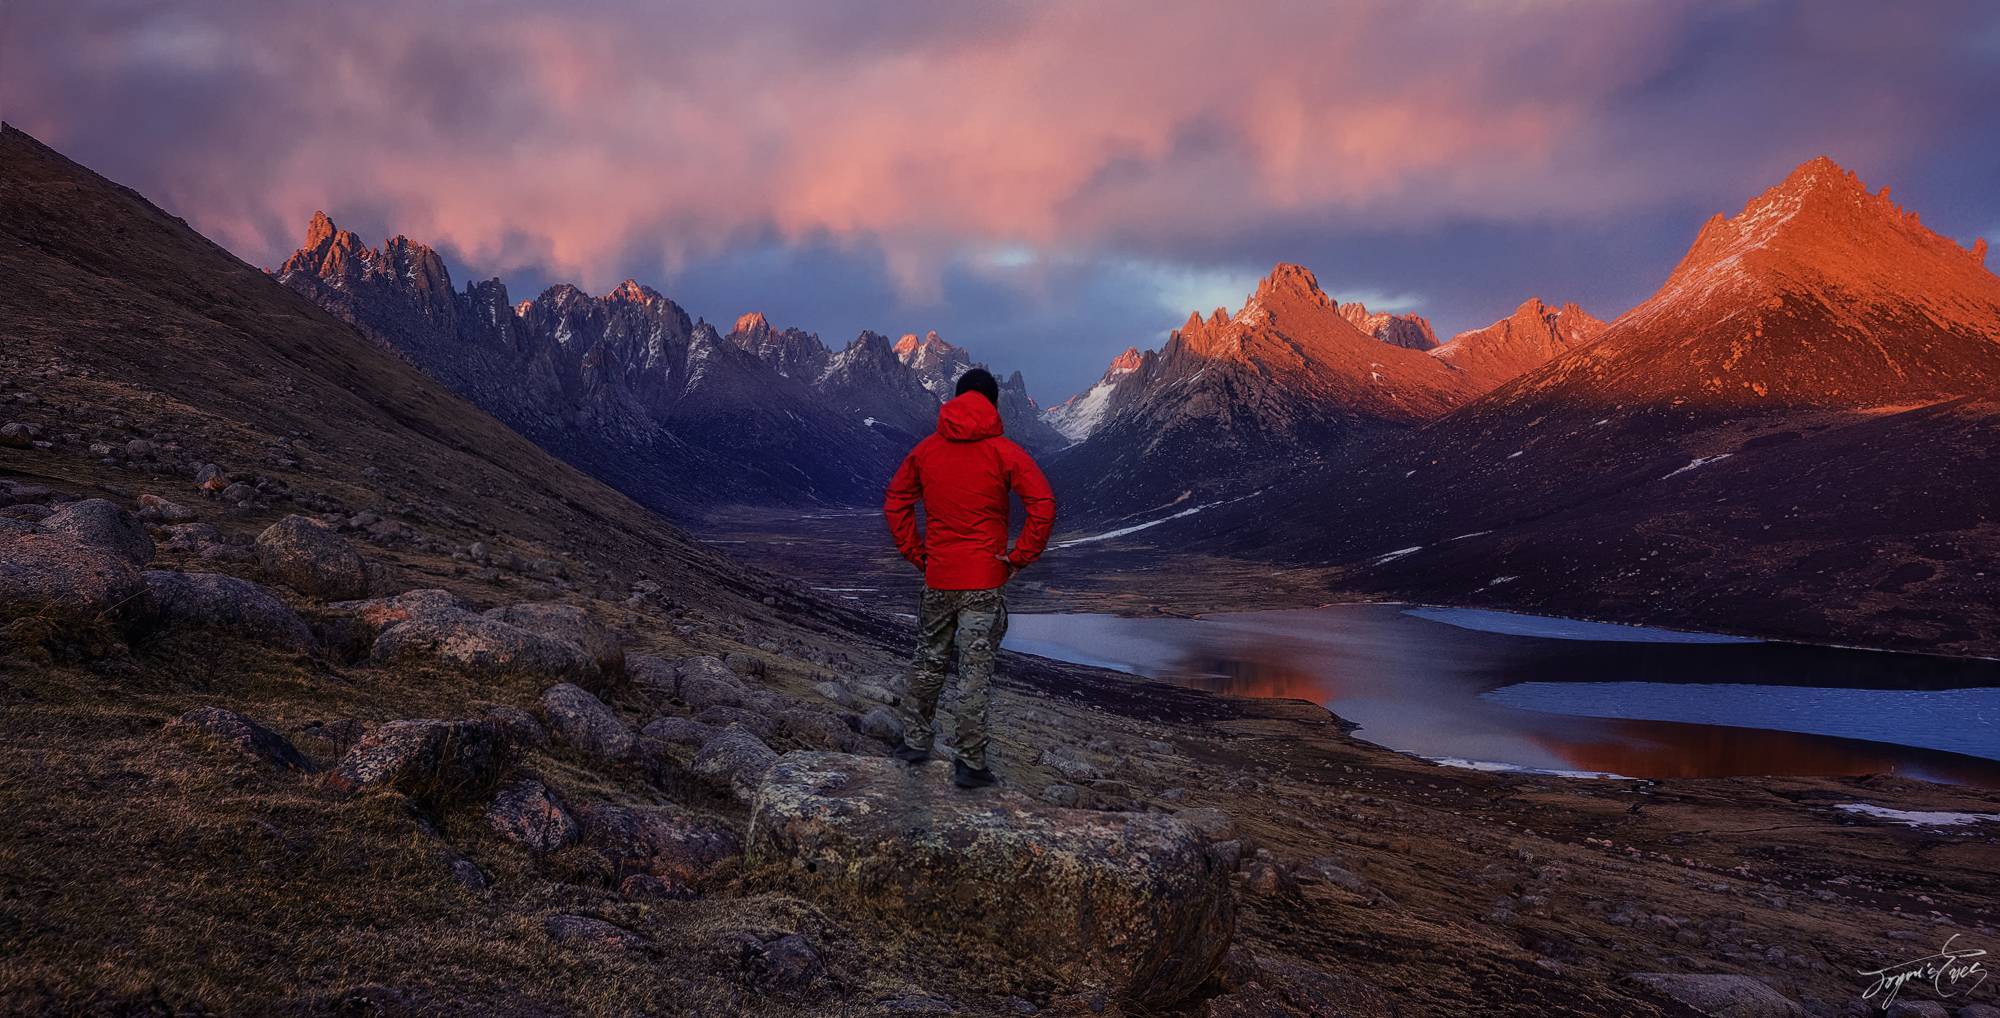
{"left": 640, "top": 716, "right": 712, "bottom": 748}
{"left": 331, "top": 588, "right": 461, "bottom": 638}
{"left": 857, "top": 706, "right": 904, "bottom": 744}
{"left": 326, "top": 719, "right": 503, "bottom": 802}
{"left": 1040, "top": 783, "right": 1083, "bottom": 808}
{"left": 748, "top": 751, "right": 1235, "bottom": 1007}
{"left": 369, "top": 605, "right": 599, "bottom": 683}
{"left": 694, "top": 705, "right": 775, "bottom": 740}
{"left": 159, "top": 522, "right": 223, "bottom": 552}
{"left": 677, "top": 656, "right": 749, "bottom": 710}
{"left": 166, "top": 706, "right": 312, "bottom": 771}
{"left": 627, "top": 654, "right": 679, "bottom": 705}
{"left": 776, "top": 708, "right": 860, "bottom": 752}
{"left": 691, "top": 724, "right": 779, "bottom": 803}
{"left": 138, "top": 493, "right": 198, "bottom": 523}
{"left": 41, "top": 499, "right": 153, "bottom": 564}
{"left": 539, "top": 683, "right": 633, "bottom": 762}
{"left": 723, "top": 651, "right": 766, "bottom": 678}
{"left": 483, "top": 602, "right": 624, "bottom": 677}
{"left": 544, "top": 914, "right": 643, "bottom": 951}
{"left": 575, "top": 801, "right": 742, "bottom": 881}
{"left": 0, "top": 523, "right": 145, "bottom": 635}
{"left": 1627, "top": 973, "right": 1805, "bottom": 1018}
{"left": 812, "top": 680, "right": 860, "bottom": 709}
{"left": 256, "top": 515, "right": 368, "bottom": 599}
{"left": 850, "top": 680, "right": 900, "bottom": 705}
{"left": 483, "top": 705, "right": 548, "bottom": 749}
{"left": 136, "top": 570, "right": 314, "bottom": 651}
{"left": 752, "top": 933, "right": 822, "bottom": 990}
{"left": 486, "top": 777, "right": 579, "bottom": 853}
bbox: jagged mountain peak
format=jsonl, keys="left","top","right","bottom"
{"left": 1253, "top": 262, "right": 1332, "bottom": 306}
{"left": 1338, "top": 301, "right": 1440, "bottom": 351}
{"left": 1431, "top": 296, "right": 1607, "bottom": 385}
{"left": 733, "top": 311, "right": 772, "bottom": 337}
{"left": 304, "top": 209, "right": 342, "bottom": 248}
{"left": 1664, "top": 155, "right": 1989, "bottom": 299}
{"left": 606, "top": 279, "right": 668, "bottom": 305}
{"left": 1107, "top": 346, "right": 1144, "bottom": 373}
{"left": 893, "top": 329, "right": 963, "bottom": 360}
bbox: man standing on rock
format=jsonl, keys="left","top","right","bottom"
{"left": 883, "top": 368, "right": 1056, "bottom": 788}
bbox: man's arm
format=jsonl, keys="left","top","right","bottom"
{"left": 883, "top": 448, "right": 927, "bottom": 571}
{"left": 1000, "top": 443, "right": 1056, "bottom": 570}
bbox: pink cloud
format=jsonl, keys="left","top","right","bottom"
{"left": 2, "top": 1, "right": 1971, "bottom": 295}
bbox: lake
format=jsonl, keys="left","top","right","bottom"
{"left": 1002, "top": 604, "right": 2000, "bottom": 785}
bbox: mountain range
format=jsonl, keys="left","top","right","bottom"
{"left": 1041, "top": 267, "right": 1607, "bottom": 516}
{"left": 276, "top": 218, "right": 1063, "bottom": 516}
{"left": 1096, "top": 156, "right": 2000, "bottom": 654}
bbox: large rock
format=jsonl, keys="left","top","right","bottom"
{"left": 484, "top": 602, "right": 624, "bottom": 677}
{"left": 627, "top": 654, "right": 679, "bottom": 705}
{"left": 136, "top": 570, "right": 314, "bottom": 651}
{"left": 1627, "top": 973, "right": 1805, "bottom": 1018}
{"left": 775, "top": 708, "right": 860, "bottom": 752}
{"left": 677, "top": 656, "right": 750, "bottom": 710}
{"left": 640, "top": 716, "right": 712, "bottom": 748}
{"left": 333, "top": 588, "right": 461, "bottom": 638}
{"left": 256, "top": 515, "right": 368, "bottom": 599}
{"left": 748, "top": 751, "right": 1235, "bottom": 1007}
{"left": 576, "top": 801, "right": 742, "bottom": 881}
{"left": 486, "top": 777, "right": 579, "bottom": 853}
{"left": 369, "top": 604, "right": 599, "bottom": 683}
{"left": 857, "top": 706, "right": 904, "bottom": 744}
{"left": 41, "top": 499, "right": 153, "bottom": 564}
{"left": 0, "top": 522, "right": 144, "bottom": 636}
{"left": 166, "top": 706, "right": 312, "bottom": 771}
{"left": 539, "top": 683, "right": 633, "bottom": 761}
{"left": 691, "top": 724, "right": 779, "bottom": 803}
{"left": 326, "top": 719, "right": 504, "bottom": 801}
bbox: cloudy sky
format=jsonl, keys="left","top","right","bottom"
{"left": 6, "top": 1, "right": 1997, "bottom": 401}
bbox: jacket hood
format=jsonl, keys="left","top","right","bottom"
{"left": 936, "top": 391, "right": 1004, "bottom": 441}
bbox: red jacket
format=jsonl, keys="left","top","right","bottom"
{"left": 884, "top": 392, "right": 1056, "bottom": 590}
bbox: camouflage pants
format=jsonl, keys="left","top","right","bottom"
{"left": 898, "top": 586, "right": 1008, "bottom": 769}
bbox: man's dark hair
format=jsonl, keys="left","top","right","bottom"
{"left": 955, "top": 368, "right": 1000, "bottom": 407}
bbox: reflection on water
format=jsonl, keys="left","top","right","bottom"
{"left": 1002, "top": 604, "right": 2000, "bottom": 785}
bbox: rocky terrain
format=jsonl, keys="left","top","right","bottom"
{"left": 8, "top": 128, "right": 2000, "bottom": 1018}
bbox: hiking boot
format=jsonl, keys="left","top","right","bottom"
{"left": 953, "top": 760, "right": 998, "bottom": 788}
{"left": 893, "top": 743, "right": 933, "bottom": 765}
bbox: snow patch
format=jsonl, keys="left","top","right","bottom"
{"left": 1373, "top": 545, "right": 1424, "bottom": 565}
{"left": 1837, "top": 804, "right": 2000, "bottom": 827}
{"left": 1661, "top": 453, "right": 1734, "bottom": 479}
{"left": 1486, "top": 575, "right": 1519, "bottom": 586}
{"left": 1426, "top": 757, "right": 1633, "bottom": 780}
{"left": 1057, "top": 503, "right": 1214, "bottom": 547}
